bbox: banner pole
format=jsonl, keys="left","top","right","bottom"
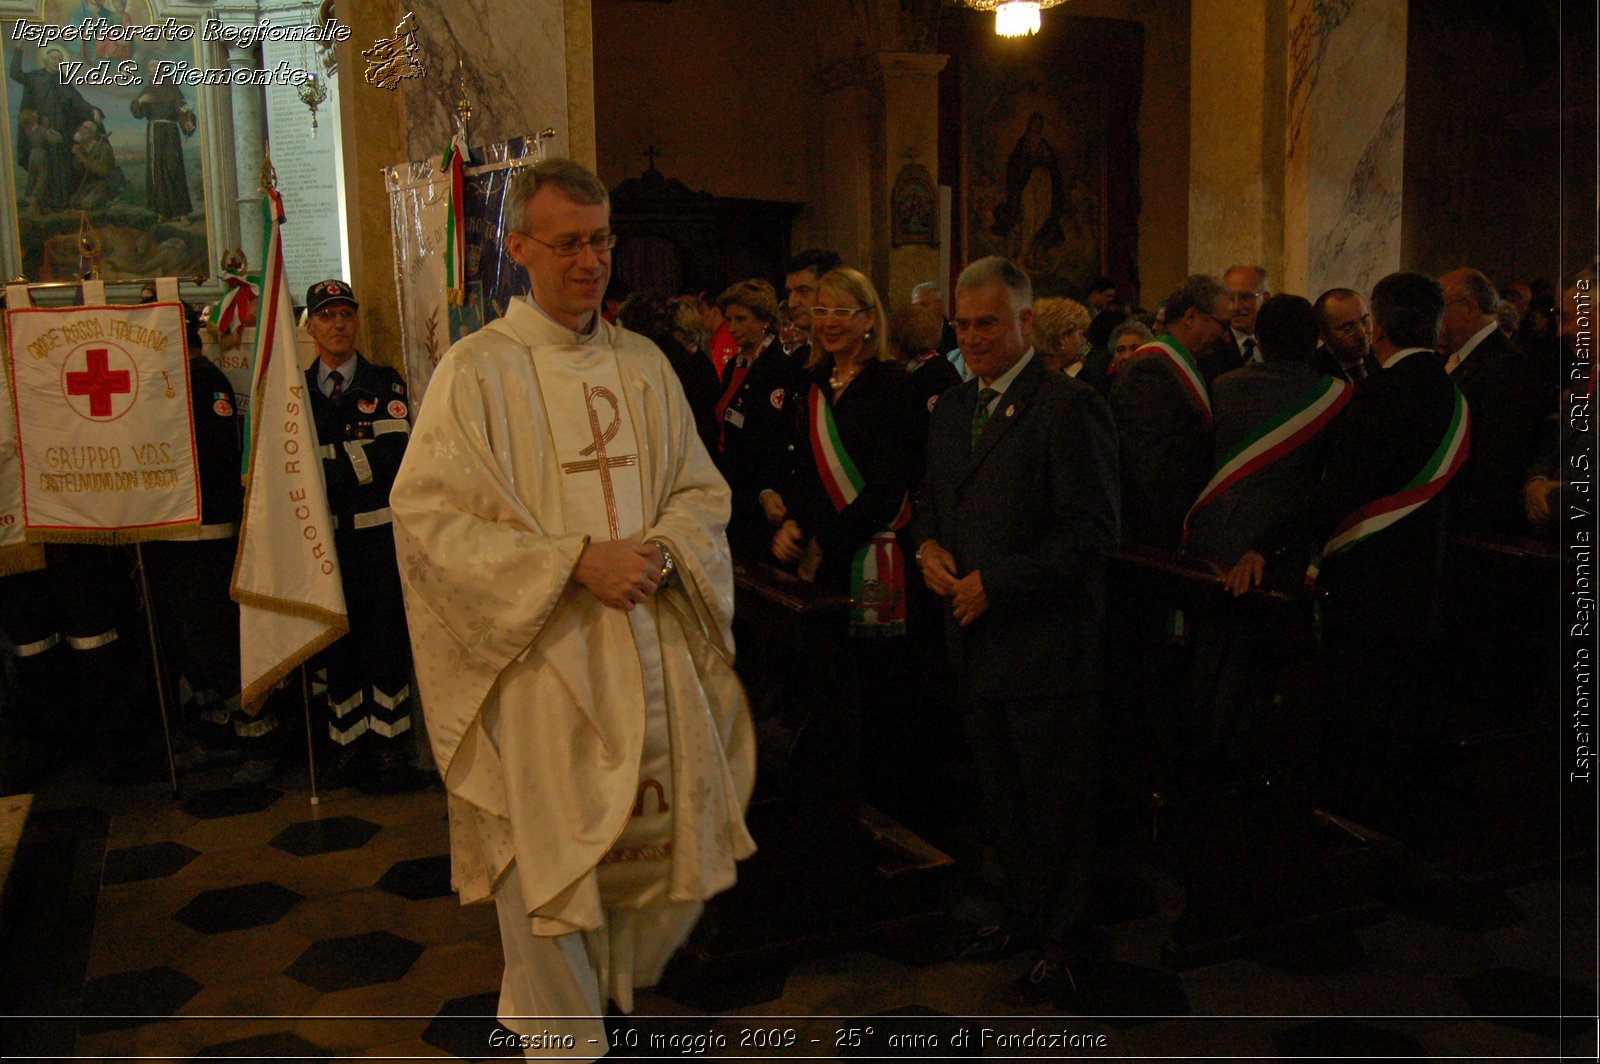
{"left": 133, "top": 543, "right": 180, "bottom": 798}
{"left": 302, "top": 664, "right": 320, "bottom": 806}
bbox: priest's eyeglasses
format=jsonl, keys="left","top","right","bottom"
{"left": 524, "top": 231, "right": 619, "bottom": 258}
{"left": 812, "top": 306, "right": 868, "bottom": 319}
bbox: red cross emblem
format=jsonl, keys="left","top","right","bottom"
{"left": 63, "top": 346, "right": 137, "bottom": 421}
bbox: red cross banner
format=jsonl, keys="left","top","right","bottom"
{"left": 4, "top": 297, "right": 199, "bottom": 543}
{"left": 0, "top": 352, "right": 44, "bottom": 575}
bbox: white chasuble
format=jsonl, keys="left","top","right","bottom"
{"left": 391, "top": 296, "right": 756, "bottom": 959}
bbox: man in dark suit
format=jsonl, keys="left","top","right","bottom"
{"left": 1439, "top": 267, "right": 1544, "bottom": 533}
{"left": 304, "top": 279, "right": 421, "bottom": 793}
{"left": 1185, "top": 296, "right": 1349, "bottom": 760}
{"left": 1196, "top": 265, "right": 1270, "bottom": 384}
{"left": 1312, "top": 287, "right": 1381, "bottom": 385}
{"left": 1109, "top": 274, "right": 1232, "bottom": 550}
{"left": 913, "top": 256, "right": 1120, "bottom": 998}
{"left": 1227, "top": 273, "right": 1467, "bottom": 837}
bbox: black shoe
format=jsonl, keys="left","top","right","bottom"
{"left": 947, "top": 920, "right": 1033, "bottom": 962}
{"left": 317, "top": 740, "right": 367, "bottom": 790}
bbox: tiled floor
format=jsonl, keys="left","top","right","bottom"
{"left": 1, "top": 746, "right": 1595, "bottom": 1061}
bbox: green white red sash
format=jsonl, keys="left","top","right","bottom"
{"left": 439, "top": 132, "right": 467, "bottom": 305}
{"left": 1305, "top": 386, "right": 1470, "bottom": 584}
{"left": 1141, "top": 336, "right": 1211, "bottom": 423}
{"left": 1182, "top": 375, "right": 1352, "bottom": 545}
{"left": 808, "top": 382, "right": 910, "bottom": 636}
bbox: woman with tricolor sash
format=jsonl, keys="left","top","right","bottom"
{"left": 771, "top": 267, "right": 930, "bottom": 821}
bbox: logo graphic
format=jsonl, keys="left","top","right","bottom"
{"left": 362, "top": 12, "right": 425, "bottom": 90}
{"left": 387, "top": 400, "right": 408, "bottom": 419}
{"left": 62, "top": 345, "right": 138, "bottom": 422}
{"left": 769, "top": 388, "right": 785, "bottom": 410}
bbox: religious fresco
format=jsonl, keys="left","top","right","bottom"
{"left": 954, "top": 14, "right": 1142, "bottom": 300}
{"left": 2, "top": 0, "right": 209, "bottom": 281}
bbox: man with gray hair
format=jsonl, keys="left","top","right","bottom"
{"left": 912, "top": 279, "right": 965, "bottom": 378}
{"left": 1109, "top": 273, "right": 1232, "bottom": 550}
{"left": 1201, "top": 264, "right": 1271, "bottom": 382}
{"left": 392, "top": 157, "right": 756, "bottom": 1055}
{"left": 1438, "top": 266, "right": 1542, "bottom": 530}
{"left": 914, "top": 255, "right": 1119, "bottom": 1000}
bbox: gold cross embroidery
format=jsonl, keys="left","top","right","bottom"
{"left": 560, "top": 383, "right": 639, "bottom": 539}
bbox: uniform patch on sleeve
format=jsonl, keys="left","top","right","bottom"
{"left": 391, "top": 381, "right": 406, "bottom": 395}
{"left": 212, "top": 398, "right": 233, "bottom": 417}
{"left": 927, "top": 394, "right": 938, "bottom": 412}
{"left": 388, "top": 399, "right": 409, "bottom": 419}
{"left": 769, "top": 388, "right": 785, "bottom": 410}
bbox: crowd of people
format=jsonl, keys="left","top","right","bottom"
{"left": 0, "top": 155, "right": 1577, "bottom": 1040}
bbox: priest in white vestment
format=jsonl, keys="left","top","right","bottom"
{"left": 390, "top": 158, "right": 756, "bottom": 1058}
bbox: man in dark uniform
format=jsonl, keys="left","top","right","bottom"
{"left": 140, "top": 309, "right": 284, "bottom": 776}
{"left": 304, "top": 280, "right": 420, "bottom": 793}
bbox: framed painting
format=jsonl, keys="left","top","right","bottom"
{"left": 949, "top": 13, "right": 1143, "bottom": 299}
{"left": 1, "top": 0, "right": 211, "bottom": 281}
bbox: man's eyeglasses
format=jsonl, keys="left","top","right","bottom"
{"left": 812, "top": 306, "right": 867, "bottom": 320}
{"left": 522, "top": 231, "right": 619, "bottom": 258}
{"left": 952, "top": 315, "right": 1005, "bottom": 333}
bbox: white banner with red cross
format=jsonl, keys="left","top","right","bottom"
{"left": 4, "top": 287, "right": 200, "bottom": 543}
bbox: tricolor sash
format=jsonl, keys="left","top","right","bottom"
{"left": 807, "top": 382, "right": 909, "bottom": 637}
{"left": 1141, "top": 336, "right": 1212, "bottom": 423}
{"left": 1306, "top": 387, "right": 1470, "bottom": 584}
{"left": 1182, "top": 375, "right": 1352, "bottom": 545}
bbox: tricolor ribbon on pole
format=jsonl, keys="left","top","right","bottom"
{"left": 440, "top": 131, "right": 468, "bottom": 306}
{"left": 808, "top": 382, "right": 910, "bottom": 637}
{"left": 1305, "top": 386, "right": 1470, "bottom": 585}
{"left": 1181, "top": 375, "right": 1352, "bottom": 546}
{"left": 208, "top": 256, "right": 260, "bottom": 348}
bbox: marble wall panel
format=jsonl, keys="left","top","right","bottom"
{"left": 1283, "top": 0, "right": 1405, "bottom": 297}
{"left": 398, "top": 0, "right": 571, "bottom": 164}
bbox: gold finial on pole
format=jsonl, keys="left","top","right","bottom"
{"left": 260, "top": 140, "right": 278, "bottom": 194}
{"left": 76, "top": 211, "right": 103, "bottom": 281}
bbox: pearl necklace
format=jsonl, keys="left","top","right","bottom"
{"left": 829, "top": 360, "right": 863, "bottom": 392}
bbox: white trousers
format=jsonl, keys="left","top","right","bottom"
{"left": 492, "top": 862, "right": 703, "bottom": 1061}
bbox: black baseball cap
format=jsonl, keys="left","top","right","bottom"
{"left": 306, "top": 279, "right": 358, "bottom": 315}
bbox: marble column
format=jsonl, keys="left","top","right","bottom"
{"left": 334, "top": 0, "right": 408, "bottom": 369}
{"left": 1282, "top": 0, "right": 1407, "bottom": 298}
{"left": 879, "top": 52, "right": 948, "bottom": 307}
{"left": 224, "top": 43, "right": 267, "bottom": 270}
{"left": 1187, "top": 0, "right": 1288, "bottom": 281}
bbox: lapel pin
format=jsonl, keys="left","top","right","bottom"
{"left": 1005, "top": 404, "right": 1015, "bottom": 418}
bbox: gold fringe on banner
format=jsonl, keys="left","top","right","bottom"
{"left": 0, "top": 543, "right": 45, "bottom": 576}
{"left": 229, "top": 586, "right": 349, "bottom": 711}
{"left": 24, "top": 520, "right": 202, "bottom": 546}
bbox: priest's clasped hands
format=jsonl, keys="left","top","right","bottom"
{"left": 917, "top": 540, "right": 989, "bottom": 626}
{"left": 575, "top": 538, "right": 665, "bottom": 610}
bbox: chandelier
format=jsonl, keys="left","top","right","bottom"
{"left": 957, "top": 0, "right": 1070, "bottom": 38}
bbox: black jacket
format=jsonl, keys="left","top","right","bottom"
{"left": 305, "top": 353, "right": 410, "bottom": 521}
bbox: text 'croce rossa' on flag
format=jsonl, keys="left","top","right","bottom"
{"left": 230, "top": 192, "right": 348, "bottom": 708}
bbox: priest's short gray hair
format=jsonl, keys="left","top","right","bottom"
{"left": 956, "top": 256, "right": 1032, "bottom": 313}
{"left": 508, "top": 157, "right": 609, "bottom": 230}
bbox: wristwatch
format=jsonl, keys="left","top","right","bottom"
{"left": 651, "top": 539, "right": 678, "bottom": 591}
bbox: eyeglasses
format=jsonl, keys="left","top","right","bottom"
{"left": 952, "top": 315, "right": 1005, "bottom": 333}
{"left": 1231, "top": 290, "right": 1263, "bottom": 304}
{"left": 1331, "top": 315, "right": 1371, "bottom": 337}
{"left": 521, "top": 231, "right": 618, "bottom": 258}
{"left": 812, "top": 306, "right": 868, "bottom": 320}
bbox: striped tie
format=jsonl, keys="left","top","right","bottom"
{"left": 328, "top": 368, "right": 344, "bottom": 397}
{"left": 971, "top": 387, "right": 999, "bottom": 450}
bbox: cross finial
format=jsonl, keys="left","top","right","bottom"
{"left": 642, "top": 145, "right": 661, "bottom": 171}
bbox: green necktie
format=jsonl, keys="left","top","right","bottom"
{"left": 971, "top": 387, "right": 999, "bottom": 450}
